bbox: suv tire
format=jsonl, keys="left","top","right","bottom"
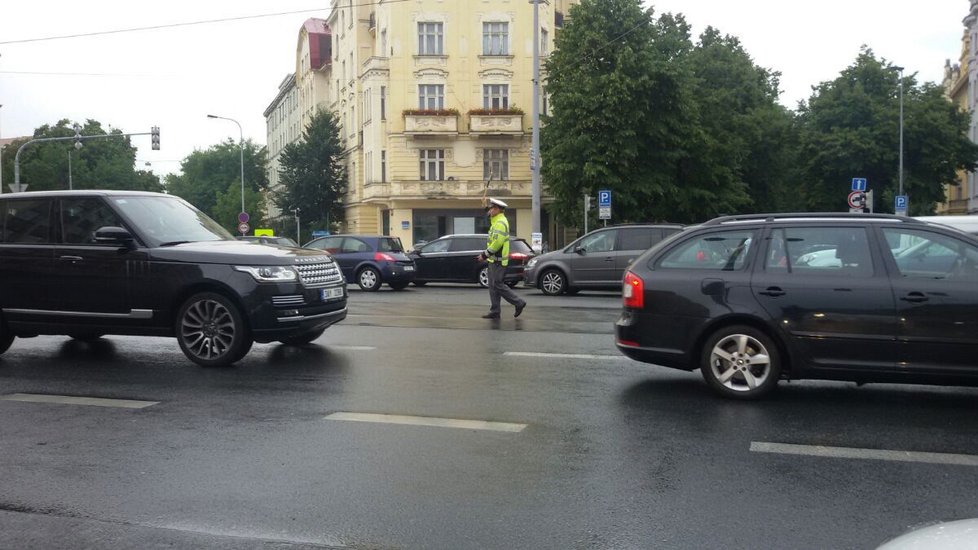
{"left": 478, "top": 266, "right": 490, "bottom": 288}
{"left": 176, "top": 292, "right": 250, "bottom": 367}
{"left": 539, "top": 268, "right": 567, "bottom": 296}
{"left": 700, "top": 325, "right": 781, "bottom": 400}
{"left": 0, "top": 316, "right": 14, "bottom": 355}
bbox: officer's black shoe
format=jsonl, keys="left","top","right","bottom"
{"left": 514, "top": 302, "right": 526, "bottom": 318}
{"left": 481, "top": 312, "right": 500, "bottom": 319}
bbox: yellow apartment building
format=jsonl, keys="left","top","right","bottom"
{"left": 267, "top": 0, "right": 579, "bottom": 248}
{"left": 941, "top": 0, "right": 978, "bottom": 214}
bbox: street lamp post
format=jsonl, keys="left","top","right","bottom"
{"left": 206, "top": 114, "right": 246, "bottom": 229}
{"left": 894, "top": 66, "right": 904, "bottom": 199}
{"left": 529, "top": 0, "right": 542, "bottom": 251}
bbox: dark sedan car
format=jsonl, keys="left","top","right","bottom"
{"left": 303, "top": 234, "right": 415, "bottom": 291}
{"left": 615, "top": 213, "right": 978, "bottom": 399}
{"left": 408, "top": 234, "right": 534, "bottom": 287}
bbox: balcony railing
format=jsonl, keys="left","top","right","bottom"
{"left": 404, "top": 112, "right": 459, "bottom": 136}
{"left": 469, "top": 113, "right": 524, "bottom": 136}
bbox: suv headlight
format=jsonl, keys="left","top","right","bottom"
{"left": 234, "top": 265, "right": 299, "bottom": 283}
{"left": 527, "top": 258, "right": 539, "bottom": 269}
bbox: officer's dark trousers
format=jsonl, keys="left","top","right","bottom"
{"left": 488, "top": 262, "right": 525, "bottom": 314}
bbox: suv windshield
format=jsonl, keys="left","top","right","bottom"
{"left": 110, "top": 195, "right": 234, "bottom": 247}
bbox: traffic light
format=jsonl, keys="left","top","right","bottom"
{"left": 584, "top": 195, "right": 591, "bottom": 210}
{"left": 151, "top": 126, "right": 160, "bottom": 150}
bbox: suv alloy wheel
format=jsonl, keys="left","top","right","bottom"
{"left": 176, "top": 292, "right": 251, "bottom": 367}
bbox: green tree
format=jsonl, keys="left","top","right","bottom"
{"left": 796, "top": 48, "right": 978, "bottom": 214}
{"left": 165, "top": 139, "right": 268, "bottom": 231}
{"left": 273, "top": 108, "right": 347, "bottom": 237}
{"left": 687, "top": 28, "right": 800, "bottom": 213}
{"left": 7, "top": 119, "right": 162, "bottom": 193}
{"left": 542, "top": 1, "right": 762, "bottom": 225}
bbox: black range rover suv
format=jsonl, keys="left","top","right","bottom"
{"left": 0, "top": 190, "right": 347, "bottom": 366}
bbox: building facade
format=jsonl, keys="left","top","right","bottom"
{"left": 268, "top": 0, "right": 578, "bottom": 248}
{"left": 941, "top": 0, "right": 978, "bottom": 214}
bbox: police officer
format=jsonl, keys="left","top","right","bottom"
{"left": 477, "top": 198, "right": 527, "bottom": 319}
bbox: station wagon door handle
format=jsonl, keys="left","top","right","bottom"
{"left": 58, "top": 255, "right": 83, "bottom": 263}
{"left": 605, "top": 257, "right": 614, "bottom": 262}
{"left": 758, "top": 287, "right": 786, "bottom": 297}
{"left": 900, "top": 292, "right": 929, "bottom": 303}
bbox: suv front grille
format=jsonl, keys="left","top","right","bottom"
{"left": 295, "top": 259, "right": 343, "bottom": 287}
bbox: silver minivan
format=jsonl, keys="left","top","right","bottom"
{"left": 524, "top": 224, "right": 682, "bottom": 295}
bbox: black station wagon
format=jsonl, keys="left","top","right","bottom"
{"left": 0, "top": 190, "right": 348, "bottom": 366}
{"left": 615, "top": 213, "right": 978, "bottom": 399}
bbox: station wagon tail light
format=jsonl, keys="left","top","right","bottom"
{"left": 374, "top": 252, "right": 396, "bottom": 262}
{"left": 509, "top": 252, "right": 528, "bottom": 261}
{"left": 623, "top": 271, "right": 644, "bottom": 309}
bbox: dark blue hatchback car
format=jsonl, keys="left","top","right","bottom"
{"left": 303, "top": 234, "right": 416, "bottom": 291}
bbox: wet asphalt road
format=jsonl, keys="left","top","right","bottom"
{"left": 1, "top": 284, "right": 977, "bottom": 549}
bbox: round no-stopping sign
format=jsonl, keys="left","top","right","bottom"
{"left": 847, "top": 191, "right": 866, "bottom": 209}
{"left": 238, "top": 222, "right": 250, "bottom": 234}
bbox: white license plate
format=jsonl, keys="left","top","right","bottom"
{"left": 403, "top": 265, "right": 414, "bottom": 271}
{"left": 320, "top": 287, "right": 344, "bottom": 301}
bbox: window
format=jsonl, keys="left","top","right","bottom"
{"left": 618, "top": 228, "right": 662, "bottom": 251}
{"left": 418, "top": 22, "right": 443, "bottom": 55}
{"left": 381, "top": 150, "right": 387, "bottom": 182}
{"left": 422, "top": 238, "right": 451, "bottom": 253}
{"left": 541, "top": 28, "right": 549, "bottom": 55}
{"left": 882, "top": 228, "right": 978, "bottom": 281}
{"left": 420, "top": 149, "right": 445, "bottom": 181}
{"left": 482, "top": 22, "right": 508, "bottom": 55}
{"left": 61, "top": 198, "right": 125, "bottom": 244}
{"left": 658, "top": 229, "right": 756, "bottom": 271}
{"left": 483, "top": 84, "right": 509, "bottom": 110}
{"left": 451, "top": 237, "right": 485, "bottom": 252}
{"left": 765, "top": 227, "right": 873, "bottom": 277}
{"left": 419, "top": 84, "right": 444, "bottom": 110}
{"left": 380, "top": 86, "right": 386, "bottom": 120}
{"left": 577, "top": 229, "right": 618, "bottom": 253}
{"left": 3, "top": 199, "right": 51, "bottom": 244}
{"left": 363, "top": 89, "right": 371, "bottom": 122}
{"left": 483, "top": 149, "right": 509, "bottom": 180}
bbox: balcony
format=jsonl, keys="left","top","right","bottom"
{"left": 469, "top": 113, "right": 524, "bottom": 136}
{"left": 404, "top": 110, "right": 459, "bottom": 136}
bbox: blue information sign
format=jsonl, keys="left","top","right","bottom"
{"left": 598, "top": 189, "right": 611, "bottom": 207}
{"left": 895, "top": 195, "right": 908, "bottom": 209}
{"left": 851, "top": 178, "right": 867, "bottom": 192}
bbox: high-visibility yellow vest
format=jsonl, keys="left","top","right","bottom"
{"left": 484, "top": 213, "right": 510, "bottom": 266}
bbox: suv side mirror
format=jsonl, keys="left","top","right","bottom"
{"left": 574, "top": 246, "right": 586, "bottom": 255}
{"left": 94, "top": 226, "right": 135, "bottom": 247}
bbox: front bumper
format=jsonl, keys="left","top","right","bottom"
{"left": 244, "top": 282, "right": 349, "bottom": 342}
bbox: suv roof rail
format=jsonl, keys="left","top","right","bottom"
{"left": 701, "top": 212, "right": 922, "bottom": 226}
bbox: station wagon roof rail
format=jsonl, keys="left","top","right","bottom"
{"left": 703, "top": 212, "right": 923, "bottom": 226}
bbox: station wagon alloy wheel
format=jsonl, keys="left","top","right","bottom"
{"left": 701, "top": 325, "right": 781, "bottom": 399}
{"left": 177, "top": 292, "right": 249, "bottom": 367}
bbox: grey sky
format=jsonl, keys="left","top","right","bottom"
{"left": 0, "top": 1, "right": 970, "bottom": 181}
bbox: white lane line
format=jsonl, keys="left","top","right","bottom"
{"left": 750, "top": 441, "right": 978, "bottom": 467}
{"left": 330, "top": 345, "right": 376, "bottom": 351}
{"left": 325, "top": 412, "right": 526, "bottom": 433}
{"left": 504, "top": 351, "right": 627, "bottom": 361}
{"left": 0, "top": 393, "right": 159, "bottom": 409}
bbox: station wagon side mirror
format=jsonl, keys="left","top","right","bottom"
{"left": 94, "top": 226, "right": 136, "bottom": 248}
{"left": 574, "top": 246, "right": 586, "bottom": 255}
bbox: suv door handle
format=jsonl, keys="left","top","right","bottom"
{"left": 604, "top": 257, "right": 614, "bottom": 262}
{"left": 900, "top": 292, "right": 929, "bottom": 303}
{"left": 759, "top": 287, "right": 786, "bottom": 297}
{"left": 59, "top": 255, "right": 83, "bottom": 262}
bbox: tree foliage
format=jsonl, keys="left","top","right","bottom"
{"left": 165, "top": 139, "right": 269, "bottom": 231}
{"left": 273, "top": 108, "right": 347, "bottom": 238}
{"left": 3, "top": 119, "right": 162, "bottom": 193}
{"left": 796, "top": 48, "right": 978, "bottom": 215}
{"left": 541, "top": 0, "right": 791, "bottom": 225}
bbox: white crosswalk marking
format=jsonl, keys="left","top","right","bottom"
{"left": 325, "top": 412, "right": 526, "bottom": 433}
{"left": 751, "top": 441, "right": 978, "bottom": 467}
{"left": 0, "top": 393, "right": 159, "bottom": 409}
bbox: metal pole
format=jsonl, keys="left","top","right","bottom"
{"left": 898, "top": 68, "right": 904, "bottom": 198}
{"left": 295, "top": 208, "right": 300, "bottom": 244}
{"left": 207, "top": 114, "right": 246, "bottom": 225}
{"left": 68, "top": 150, "right": 73, "bottom": 190}
{"left": 530, "top": 0, "right": 541, "bottom": 241}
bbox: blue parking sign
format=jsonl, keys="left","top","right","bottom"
{"left": 598, "top": 189, "right": 611, "bottom": 207}
{"left": 895, "top": 195, "right": 908, "bottom": 209}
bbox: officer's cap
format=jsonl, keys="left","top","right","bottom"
{"left": 488, "top": 198, "right": 508, "bottom": 209}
